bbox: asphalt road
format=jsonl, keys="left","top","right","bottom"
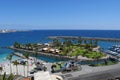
{"left": 67, "top": 68, "right": 120, "bottom": 80}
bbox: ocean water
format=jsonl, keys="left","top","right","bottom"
{"left": 0, "top": 30, "right": 120, "bottom": 62}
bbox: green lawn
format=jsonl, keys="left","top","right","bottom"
{"left": 59, "top": 45, "right": 105, "bottom": 59}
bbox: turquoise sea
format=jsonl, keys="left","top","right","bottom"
{"left": 0, "top": 30, "right": 120, "bottom": 62}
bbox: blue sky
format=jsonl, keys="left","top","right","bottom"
{"left": 0, "top": 0, "right": 120, "bottom": 30}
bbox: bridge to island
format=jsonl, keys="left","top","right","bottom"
{"left": 48, "top": 36, "right": 120, "bottom": 42}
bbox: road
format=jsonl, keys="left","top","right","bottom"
{"left": 62, "top": 62, "right": 120, "bottom": 80}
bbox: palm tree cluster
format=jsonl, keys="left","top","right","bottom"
{"left": 6, "top": 54, "right": 13, "bottom": 74}
{"left": 51, "top": 38, "right": 104, "bottom": 60}
{"left": 5, "top": 52, "right": 31, "bottom": 78}
{"left": 12, "top": 60, "right": 19, "bottom": 75}
{"left": 23, "top": 52, "right": 30, "bottom": 77}
{"left": 13, "top": 42, "right": 43, "bottom": 51}
{"left": 13, "top": 42, "right": 20, "bottom": 48}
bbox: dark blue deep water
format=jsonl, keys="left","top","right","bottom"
{"left": 0, "top": 30, "right": 120, "bottom": 62}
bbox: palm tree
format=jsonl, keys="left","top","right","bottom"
{"left": 23, "top": 52, "right": 30, "bottom": 77}
{"left": 26, "top": 43, "right": 33, "bottom": 50}
{"left": 78, "top": 39, "right": 83, "bottom": 45}
{"left": 94, "top": 40, "right": 98, "bottom": 47}
{"left": 12, "top": 60, "right": 19, "bottom": 75}
{"left": 28, "top": 43, "right": 33, "bottom": 50}
{"left": 52, "top": 39, "right": 61, "bottom": 47}
{"left": 84, "top": 40, "right": 87, "bottom": 45}
{"left": 72, "top": 51, "right": 79, "bottom": 61}
{"left": 34, "top": 52, "right": 38, "bottom": 63}
{"left": 6, "top": 54, "right": 13, "bottom": 74}
{"left": 65, "top": 39, "right": 73, "bottom": 47}
{"left": 3, "top": 72, "right": 6, "bottom": 80}
{"left": 0, "top": 67, "right": 2, "bottom": 76}
{"left": 89, "top": 40, "right": 93, "bottom": 47}
{"left": 21, "top": 61, "right": 26, "bottom": 77}
{"left": 14, "top": 42, "right": 20, "bottom": 48}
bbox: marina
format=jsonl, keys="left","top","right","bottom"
{"left": 0, "top": 31, "right": 120, "bottom": 80}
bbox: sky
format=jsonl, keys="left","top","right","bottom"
{"left": 0, "top": 0, "right": 120, "bottom": 30}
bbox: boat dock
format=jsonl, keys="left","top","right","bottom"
{"left": 48, "top": 36, "right": 120, "bottom": 42}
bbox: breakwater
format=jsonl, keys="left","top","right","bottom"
{"left": 49, "top": 36, "right": 120, "bottom": 42}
